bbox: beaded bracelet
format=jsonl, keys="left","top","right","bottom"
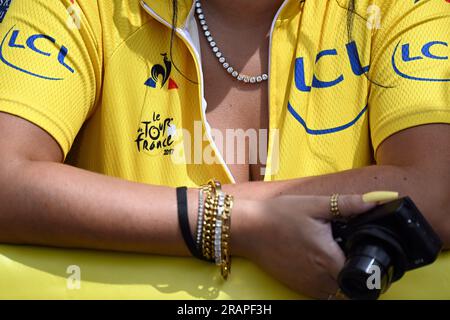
{"left": 196, "top": 184, "right": 213, "bottom": 252}
{"left": 196, "top": 188, "right": 205, "bottom": 252}
{"left": 214, "top": 191, "right": 225, "bottom": 265}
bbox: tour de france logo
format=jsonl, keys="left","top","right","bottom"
{"left": 135, "top": 112, "right": 177, "bottom": 156}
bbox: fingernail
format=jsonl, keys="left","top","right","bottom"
{"left": 362, "top": 191, "right": 399, "bottom": 203}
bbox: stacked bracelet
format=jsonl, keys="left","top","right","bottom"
{"left": 193, "top": 178, "right": 234, "bottom": 280}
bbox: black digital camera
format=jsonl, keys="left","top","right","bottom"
{"left": 332, "top": 197, "right": 442, "bottom": 300}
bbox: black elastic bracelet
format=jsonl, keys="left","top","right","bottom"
{"left": 176, "top": 187, "right": 203, "bottom": 259}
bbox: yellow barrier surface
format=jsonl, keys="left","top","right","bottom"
{"left": 0, "top": 244, "right": 449, "bottom": 299}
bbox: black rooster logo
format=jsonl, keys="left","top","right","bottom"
{"left": 150, "top": 53, "right": 172, "bottom": 88}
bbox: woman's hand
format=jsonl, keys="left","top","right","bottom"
{"left": 235, "top": 195, "right": 377, "bottom": 299}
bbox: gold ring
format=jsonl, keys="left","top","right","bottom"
{"left": 330, "top": 193, "right": 342, "bottom": 219}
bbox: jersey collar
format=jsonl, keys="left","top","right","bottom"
{"left": 140, "top": 0, "right": 195, "bottom": 29}
{"left": 140, "top": 0, "right": 299, "bottom": 29}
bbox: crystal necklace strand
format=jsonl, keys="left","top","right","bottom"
{"left": 194, "top": 0, "right": 269, "bottom": 84}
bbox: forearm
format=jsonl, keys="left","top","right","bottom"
{"left": 229, "top": 165, "right": 423, "bottom": 198}
{"left": 0, "top": 159, "right": 249, "bottom": 256}
{"left": 0, "top": 161, "right": 447, "bottom": 255}
{"left": 226, "top": 164, "right": 450, "bottom": 245}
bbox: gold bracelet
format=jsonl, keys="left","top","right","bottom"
{"left": 199, "top": 181, "right": 215, "bottom": 260}
{"left": 202, "top": 191, "right": 218, "bottom": 261}
{"left": 221, "top": 194, "right": 233, "bottom": 279}
{"left": 203, "top": 178, "right": 221, "bottom": 261}
{"left": 195, "top": 183, "right": 214, "bottom": 253}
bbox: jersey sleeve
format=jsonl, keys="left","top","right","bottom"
{"left": 0, "top": 0, "right": 102, "bottom": 157}
{"left": 368, "top": 0, "right": 450, "bottom": 151}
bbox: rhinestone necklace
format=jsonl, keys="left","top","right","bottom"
{"left": 194, "top": 0, "right": 269, "bottom": 84}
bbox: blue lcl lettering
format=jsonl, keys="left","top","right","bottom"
{"left": 346, "top": 41, "right": 370, "bottom": 75}
{"left": 7, "top": 30, "right": 74, "bottom": 73}
{"left": 26, "top": 34, "right": 56, "bottom": 57}
{"left": 402, "top": 41, "right": 448, "bottom": 62}
{"left": 422, "top": 41, "right": 448, "bottom": 60}
{"left": 295, "top": 41, "right": 369, "bottom": 92}
{"left": 402, "top": 44, "right": 422, "bottom": 62}
{"left": 57, "top": 46, "right": 74, "bottom": 73}
{"left": 312, "top": 49, "right": 344, "bottom": 89}
{"left": 8, "top": 30, "right": 25, "bottom": 49}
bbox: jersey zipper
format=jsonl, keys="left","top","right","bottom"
{"left": 141, "top": 0, "right": 291, "bottom": 183}
{"left": 140, "top": 0, "right": 236, "bottom": 183}
{"left": 264, "top": 0, "right": 289, "bottom": 181}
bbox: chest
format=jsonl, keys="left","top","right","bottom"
{"left": 201, "top": 41, "right": 269, "bottom": 182}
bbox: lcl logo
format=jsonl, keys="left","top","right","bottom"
{"left": 393, "top": 40, "right": 450, "bottom": 82}
{"left": 0, "top": 26, "right": 75, "bottom": 80}
{"left": 401, "top": 41, "right": 448, "bottom": 62}
{"left": 294, "top": 40, "right": 369, "bottom": 92}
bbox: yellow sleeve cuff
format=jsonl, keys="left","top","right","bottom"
{"left": 372, "top": 109, "right": 450, "bottom": 151}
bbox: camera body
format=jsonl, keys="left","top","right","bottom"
{"left": 332, "top": 197, "right": 442, "bottom": 300}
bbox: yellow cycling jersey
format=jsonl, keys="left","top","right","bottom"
{"left": 0, "top": 0, "right": 448, "bottom": 186}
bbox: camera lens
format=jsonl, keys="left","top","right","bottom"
{"left": 338, "top": 243, "right": 394, "bottom": 300}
